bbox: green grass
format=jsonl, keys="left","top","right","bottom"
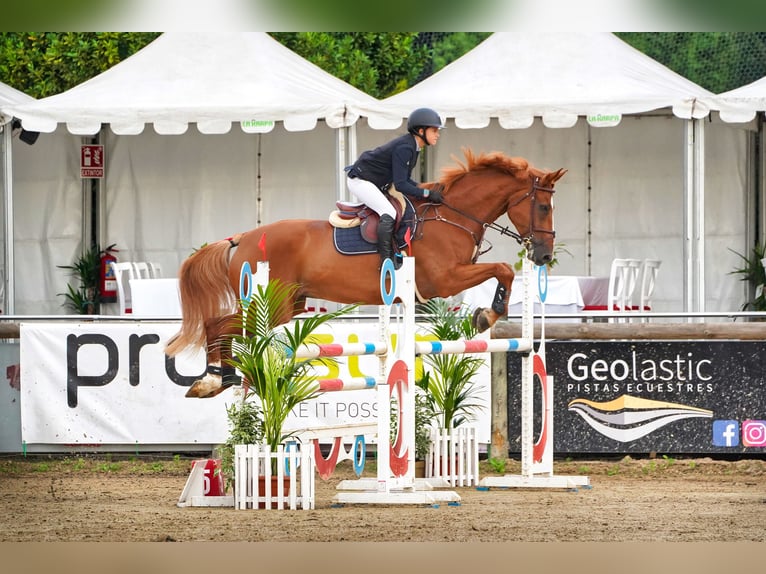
{"left": 0, "top": 454, "right": 193, "bottom": 476}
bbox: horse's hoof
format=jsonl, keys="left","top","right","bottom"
{"left": 185, "top": 376, "right": 222, "bottom": 399}
{"left": 471, "top": 307, "right": 491, "bottom": 333}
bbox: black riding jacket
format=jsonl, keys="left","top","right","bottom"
{"left": 346, "top": 134, "right": 426, "bottom": 199}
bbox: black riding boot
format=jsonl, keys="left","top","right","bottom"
{"left": 377, "top": 214, "right": 400, "bottom": 269}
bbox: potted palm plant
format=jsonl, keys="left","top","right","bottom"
{"left": 417, "top": 298, "right": 486, "bottom": 479}
{"left": 417, "top": 298, "right": 486, "bottom": 429}
{"left": 58, "top": 244, "right": 103, "bottom": 314}
{"left": 223, "top": 278, "right": 357, "bottom": 500}
{"left": 729, "top": 242, "right": 766, "bottom": 314}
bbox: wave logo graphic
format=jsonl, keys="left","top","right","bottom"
{"left": 568, "top": 395, "right": 713, "bottom": 443}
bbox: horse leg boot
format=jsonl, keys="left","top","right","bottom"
{"left": 185, "top": 314, "right": 241, "bottom": 398}
{"left": 377, "top": 214, "right": 401, "bottom": 270}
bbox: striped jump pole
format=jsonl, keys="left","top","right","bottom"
{"left": 293, "top": 341, "right": 388, "bottom": 359}
{"left": 415, "top": 338, "right": 532, "bottom": 356}
{"left": 313, "top": 377, "right": 377, "bottom": 392}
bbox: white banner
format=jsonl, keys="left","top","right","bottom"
{"left": 20, "top": 321, "right": 491, "bottom": 447}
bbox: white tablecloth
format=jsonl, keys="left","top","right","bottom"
{"left": 129, "top": 278, "right": 182, "bottom": 318}
{"left": 460, "top": 274, "right": 609, "bottom": 319}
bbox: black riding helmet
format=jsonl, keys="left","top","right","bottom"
{"left": 407, "top": 107, "right": 444, "bottom": 145}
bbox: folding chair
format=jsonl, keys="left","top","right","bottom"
{"left": 606, "top": 258, "right": 641, "bottom": 323}
{"left": 110, "top": 262, "right": 138, "bottom": 314}
{"left": 637, "top": 259, "right": 662, "bottom": 321}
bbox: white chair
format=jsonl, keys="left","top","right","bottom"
{"left": 110, "top": 261, "right": 139, "bottom": 314}
{"left": 637, "top": 259, "right": 662, "bottom": 321}
{"left": 133, "top": 261, "right": 152, "bottom": 279}
{"left": 147, "top": 262, "right": 163, "bottom": 278}
{"left": 606, "top": 258, "right": 641, "bottom": 323}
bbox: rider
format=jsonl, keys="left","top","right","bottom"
{"left": 344, "top": 107, "right": 445, "bottom": 268}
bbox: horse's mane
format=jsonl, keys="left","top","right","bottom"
{"left": 440, "top": 148, "right": 530, "bottom": 188}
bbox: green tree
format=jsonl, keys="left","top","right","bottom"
{"left": 0, "top": 32, "right": 159, "bottom": 98}
{"left": 616, "top": 32, "right": 766, "bottom": 93}
{"left": 271, "top": 32, "right": 431, "bottom": 98}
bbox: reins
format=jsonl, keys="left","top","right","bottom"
{"left": 416, "top": 175, "right": 555, "bottom": 260}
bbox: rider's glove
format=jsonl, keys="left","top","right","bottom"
{"left": 426, "top": 183, "right": 444, "bottom": 203}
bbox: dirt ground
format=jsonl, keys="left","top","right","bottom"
{"left": 1, "top": 454, "right": 764, "bottom": 543}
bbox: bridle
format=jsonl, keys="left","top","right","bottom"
{"left": 416, "top": 175, "right": 556, "bottom": 261}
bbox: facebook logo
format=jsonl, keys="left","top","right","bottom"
{"left": 712, "top": 420, "right": 739, "bottom": 447}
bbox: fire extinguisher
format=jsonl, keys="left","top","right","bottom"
{"left": 100, "top": 243, "right": 119, "bottom": 303}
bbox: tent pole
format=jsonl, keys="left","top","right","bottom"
{"left": 683, "top": 120, "right": 694, "bottom": 313}
{"left": 693, "top": 118, "right": 705, "bottom": 316}
{"left": 336, "top": 127, "right": 346, "bottom": 203}
{"left": 2, "top": 123, "right": 13, "bottom": 314}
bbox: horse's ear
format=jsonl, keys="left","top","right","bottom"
{"left": 550, "top": 168, "right": 567, "bottom": 184}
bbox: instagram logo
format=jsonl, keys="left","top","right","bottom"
{"left": 742, "top": 420, "right": 766, "bottom": 447}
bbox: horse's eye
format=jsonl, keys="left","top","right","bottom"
{"left": 538, "top": 204, "right": 551, "bottom": 215}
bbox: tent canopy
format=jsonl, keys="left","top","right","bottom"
{"left": 0, "top": 81, "right": 34, "bottom": 125}
{"left": 367, "top": 32, "right": 717, "bottom": 130}
{"left": 714, "top": 75, "right": 766, "bottom": 123}
{"left": 7, "top": 32, "right": 382, "bottom": 135}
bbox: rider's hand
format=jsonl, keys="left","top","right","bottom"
{"left": 427, "top": 183, "right": 444, "bottom": 203}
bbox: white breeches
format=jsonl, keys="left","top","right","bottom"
{"left": 346, "top": 176, "right": 396, "bottom": 218}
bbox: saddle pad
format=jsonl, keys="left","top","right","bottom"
{"left": 333, "top": 197, "right": 417, "bottom": 256}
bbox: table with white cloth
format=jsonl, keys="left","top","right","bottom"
{"left": 459, "top": 275, "right": 609, "bottom": 322}
{"left": 129, "top": 278, "right": 182, "bottom": 318}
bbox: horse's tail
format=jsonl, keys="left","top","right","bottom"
{"left": 165, "top": 240, "right": 237, "bottom": 356}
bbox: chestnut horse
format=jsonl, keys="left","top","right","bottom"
{"left": 166, "top": 149, "right": 566, "bottom": 398}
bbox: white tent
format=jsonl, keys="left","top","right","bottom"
{"left": 1, "top": 81, "right": 36, "bottom": 314}
{"left": 9, "top": 32, "right": 380, "bottom": 135}
{"left": 714, "top": 75, "right": 766, "bottom": 123}
{"left": 359, "top": 32, "right": 749, "bottom": 315}
{"left": 712, "top": 76, "right": 766, "bottom": 269}
{"left": 4, "top": 33, "right": 385, "bottom": 315}
{"left": 367, "top": 32, "right": 716, "bottom": 129}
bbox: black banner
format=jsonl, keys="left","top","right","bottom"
{"left": 507, "top": 341, "right": 766, "bottom": 454}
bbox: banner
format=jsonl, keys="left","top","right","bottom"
{"left": 507, "top": 340, "right": 766, "bottom": 454}
{"left": 20, "top": 321, "right": 491, "bottom": 447}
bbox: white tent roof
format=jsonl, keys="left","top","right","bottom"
{"left": 713, "top": 75, "right": 766, "bottom": 123}
{"left": 7, "top": 32, "right": 382, "bottom": 135}
{"left": 368, "top": 32, "right": 717, "bottom": 130}
{"left": 0, "top": 81, "right": 34, "bottom": 125}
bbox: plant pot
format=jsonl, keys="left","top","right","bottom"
{"left": 257, "top": 475, "right": 291, "bottom": 509}
{"left": 414, "top": 460, "right": 426, "bottom": 478}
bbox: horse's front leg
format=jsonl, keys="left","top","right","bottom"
{"left": 185, "top": 313, "right": 241, "bottom": 398}
{"left": 428, "top": 261, "right": 515, "bottom": 333}
{"left": 472, "top": 263, "right": 515, "bottom": 333}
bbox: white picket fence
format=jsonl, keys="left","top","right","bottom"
{"left": 234, "top": 443, "right": 315, "bottom": 510}
{"left": 426, "top": 426, "right": 480, "bottom": 487}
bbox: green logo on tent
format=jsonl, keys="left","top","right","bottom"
{"left": 587, "top": 114, "right": 621, "bottom": 127}
{"left": 241, "top": 119, "right": 275, "bottom": 130}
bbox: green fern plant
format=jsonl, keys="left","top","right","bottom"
{"left": 417, "top": 298, "right": 486, "bottom": 430}
{"left": 224, "top": 278, "right": 358, "bottom": 472}
{"left": 729, "top": 242, "right": 766, "bottom": 311}
{"left": 57, "top": 244, "right": 104, "bottom": 314}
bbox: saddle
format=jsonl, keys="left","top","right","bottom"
{"left": 329, "top": 188, "right": 408, "bottom": 244}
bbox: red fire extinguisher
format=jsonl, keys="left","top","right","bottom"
{"left": 100, "top": 243, "right": 119, "bottom": 303}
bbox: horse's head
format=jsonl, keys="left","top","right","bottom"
{"left": 433, "top": 150, "right": 566, "bottom": 267}
{"left": 509, "top": 166, "right": 566, "bottom": 266}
